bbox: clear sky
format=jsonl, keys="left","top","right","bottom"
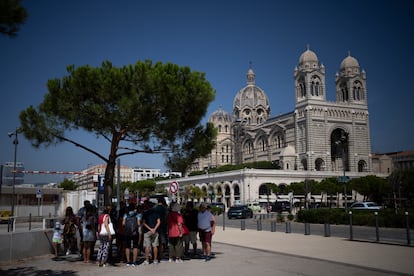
{"left": 1, "top": 0, "right": 413, "bottom": 184}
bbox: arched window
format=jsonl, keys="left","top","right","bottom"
{"left": 358, "top": 160, "right": 367, "bottom": 172}
{"left": 311, "top": 76, "right": 322, "bottom": 96}
{"left": 315, "top": 158, "right": 325, "bottom": 171}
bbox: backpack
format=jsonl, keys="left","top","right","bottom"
{"left": 125, "top": 214, "right": 138, "bottom": 236}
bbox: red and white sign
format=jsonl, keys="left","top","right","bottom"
{"left": 169, "top": 181, "right": 179, "bottom": 194}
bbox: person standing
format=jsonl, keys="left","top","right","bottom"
{"left": 81, "top": 205, "right": 96, "bottom": 263}
{"left": 97, "top": 206, "right": 113, "bottom": 267}
{"left": 197, "top": 203, "right": 215, "bottom": 261}
{"left": 52, "top": 221, "right": 63, "bottom": 259}
{"left": 62, "top": 206, "right": 79, "bottom": 256}
{"left": 77, "top": 200, "right": 91, "bottom": 258}
{"left": 183, "top": 201, "right": 198, "bottom": 256}
{"left": 167, "top": 202, "right": 185, "bottom": 263}
{"left": 142, "top": 200, "right": 160, "bottom": 265}
{"left": 153, "top": 198, "right": 168, "bottom": 261}
{"left": 123, "top": 204, "right": 140, "bottom": 267}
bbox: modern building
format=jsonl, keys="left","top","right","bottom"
{"left": 132, "top": 167, "right": 161, "bottom": 181}
{"left": 71, "top": 164, "right": 133, "bottom": 191}
{"left": 1, "top": 162, "right": 25, "bottom": 186}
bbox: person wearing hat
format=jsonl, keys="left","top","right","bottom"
{"left": 166, "top": 202, "right": 186, "bottom": 263}
{"left": 197, "top": 202, "right": 215, "bottom": 261}
{"left": 52, "top": 221, "right": 63, "bottom": 258}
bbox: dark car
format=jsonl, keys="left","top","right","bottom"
{"left": 272, "top": 201, "right": 291, "bottom": 212}
{"left": 227, "top": 205, "right": 253, "bottom": 219}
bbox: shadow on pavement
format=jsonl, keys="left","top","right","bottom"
{"left": 0, "top": 266, "right": 77, "bottom": 276}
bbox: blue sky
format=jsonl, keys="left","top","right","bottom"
{"left": 1, "top": 0, "right": 413, "bottom": 183}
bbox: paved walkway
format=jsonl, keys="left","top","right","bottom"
{"left": 0, "top": 227, "right": 413, "bottom": 275}
{"left": 214, "top": 227, "right": 414, "bottom": 275}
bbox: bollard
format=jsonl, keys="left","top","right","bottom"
{"left": 324, "top": 223, "right": 330, "bottom": 237}
{"left": 285, "top": 221, "right": 291, "bottom": 233}
{"left": 304, "top": 222, "right": 310, "bottom": 235}
{"left": 257, "top": 219, "right": 262, "bottom": 231}
{"left": 349, "top": 211, "right": 353, "bottom": 240}
{"left": 241, "top": 219, "right": 246, "bottom": 231}
{"left": 375, "top": 212, "right": 379, "bottom": 242}
{"left": 29, "top": 213, "right": 32, "bottom": 231}
{"left": 271, "top": 220, "right": 276, "bottom": 232}
{"left": 406, "top": 212, "right": 411, "bottom": 245}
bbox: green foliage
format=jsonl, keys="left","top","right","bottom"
{"left": 297, "top": 208, "right": 414, "bottom": 228}
{"left": 0, "top": 0, "right": 28, "bottom": 38}
{"left": 19, "top": 60, "right": 215, "bottom": 205}
{"left": 58, "top": 178, "right": 77, "bottom": 191}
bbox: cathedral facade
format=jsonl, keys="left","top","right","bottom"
{"left": 193, "top": 48, "right": 372, "bottom": 174}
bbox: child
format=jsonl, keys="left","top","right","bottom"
{"left": 52, "top": 221, "right": 63, "bottom": 258}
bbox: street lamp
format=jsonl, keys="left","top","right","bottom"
{"left": 336, "top": 130, "right": 348, "bottom": 211}
{"left": 7, "top": 127, "right": 20, "bottom": 220}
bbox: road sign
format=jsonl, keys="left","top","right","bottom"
{"left": 338, "top": 176, "right": 350, "bottom": 183}
{"left": 170, "top": 181, "right": 179, "bottom": 194}
{"left": 36, "top": 189, "right": 42, "bottom": 199}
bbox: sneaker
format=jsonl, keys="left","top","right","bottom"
{"left": 66, "top": 251, "right": 70, "bottom": 256}
{"left": 131, "top": 263, "right": 136, "bottom": 267}
{"left": 143, "top": 260, "right": 150, "bottom": 265}
{"left": 175, "top": 259, "right": 183, "bottom": 263}
{"left": 134, "top": 262, "right": 139, "bottom": 266}
{"left": 204, "top": 256, "right": 211, "bottom": 262}
{"left": 168, "top": 258, "right": 173, "bottom": 263}
{"left": 126, "top": 262, "right": 132, "bottom": 267}
{"left": 153, "top": 259, "right": 159, "bottom": 265}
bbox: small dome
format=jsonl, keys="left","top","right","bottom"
{"left": 209, "top": 107, "right": 231, "bottom": 123}
{"left": 340, "top": 53, "right": 359, "bottom": 69}
{"left": 299, "top": 49, "right": 319, "bottom": 64}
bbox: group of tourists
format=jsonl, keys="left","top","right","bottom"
{"left": 52, "top": 198, "right": 216, "bottom": 267}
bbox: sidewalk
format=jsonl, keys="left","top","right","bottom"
{"left": 213, "top": 227, "right": 414, "bottom": 275}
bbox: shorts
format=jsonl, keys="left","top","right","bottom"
{"left": 143, "top": 231, "right": 159, "bottom": 248}
{"left": 199, "top": 231, "right": 212, "bottom": 244}
{"left": 125, "top": 235, "right": 139, "bottom": 249}
{"left": 183, "top": 231, "right": 197, "bottom": 244}
{"left": 53, "top": 237, "right": 62, "bottom": 244}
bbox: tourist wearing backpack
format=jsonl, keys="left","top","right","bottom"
{"left": 123, "top": 204, "right": 141, "bottom": 267}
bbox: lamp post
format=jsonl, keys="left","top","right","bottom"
{"left": 336, "top": 130, "right": 348, "bottom": 211}
{"left": 8, "top": 128, "right": 20, "bottom": 220}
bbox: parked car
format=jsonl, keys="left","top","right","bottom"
{"left": 349, "top": 201, "right": 382, "bottom": 211}
{"left": 272, "top": 201, "right": 291, "bottom": 212}
{"left": 227, "top": 205, "right": 253, "bottom": 219}
{"left": 247, "top": 202, "right": 261, "bottom": 213}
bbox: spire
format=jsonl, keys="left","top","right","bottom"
{"left": 247, "top": 62, "right": 255, "bottom": 85}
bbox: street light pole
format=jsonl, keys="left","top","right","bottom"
{"left": 8, "top": 128, "right": 20, "bottom": 219}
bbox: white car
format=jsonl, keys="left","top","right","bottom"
{"left": 247, "top": 202, "right": 261, "bottom": 213}
{"left": 349, "top": 201, "right": 382, "bottom": 211}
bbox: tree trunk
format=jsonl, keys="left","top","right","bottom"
{"left": 104, "top": 132, "right": 122, "bottom": 206}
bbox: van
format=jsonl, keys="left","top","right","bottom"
{"left": 247, "top": 202, "right": 261, "bottom": 213}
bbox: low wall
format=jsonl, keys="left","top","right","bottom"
{"left": 0, "top": 229, "right": 53, "bottom": 264}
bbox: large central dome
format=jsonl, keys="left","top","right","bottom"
{"left": 233, "top": 67, "right": 270, "bottom": 125}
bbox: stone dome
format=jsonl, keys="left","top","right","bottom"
{"left": 340, "top": 53, "right": 359, "bottom": 70}
{"left": 209, "top": 107, "right": 231, "bottom": 124}
{"left": 299, "top": 49, "right": 319, "bottom": 65}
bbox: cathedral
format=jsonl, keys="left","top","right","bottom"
{"left": 192, "top": 47, "right": 372, "bottom": 174}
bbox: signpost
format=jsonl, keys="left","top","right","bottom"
{"left": 36, "top": 189, "right": 42, "bottom": 216}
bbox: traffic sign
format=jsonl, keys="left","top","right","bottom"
{"left": 338, "top": 176, "right": 350, "bottom": 183}
{"left": 36, "top": 189, "right": 42, "bottom": 199}
{"left": 169, "top": 181, "right": 179, "bottom": 194}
